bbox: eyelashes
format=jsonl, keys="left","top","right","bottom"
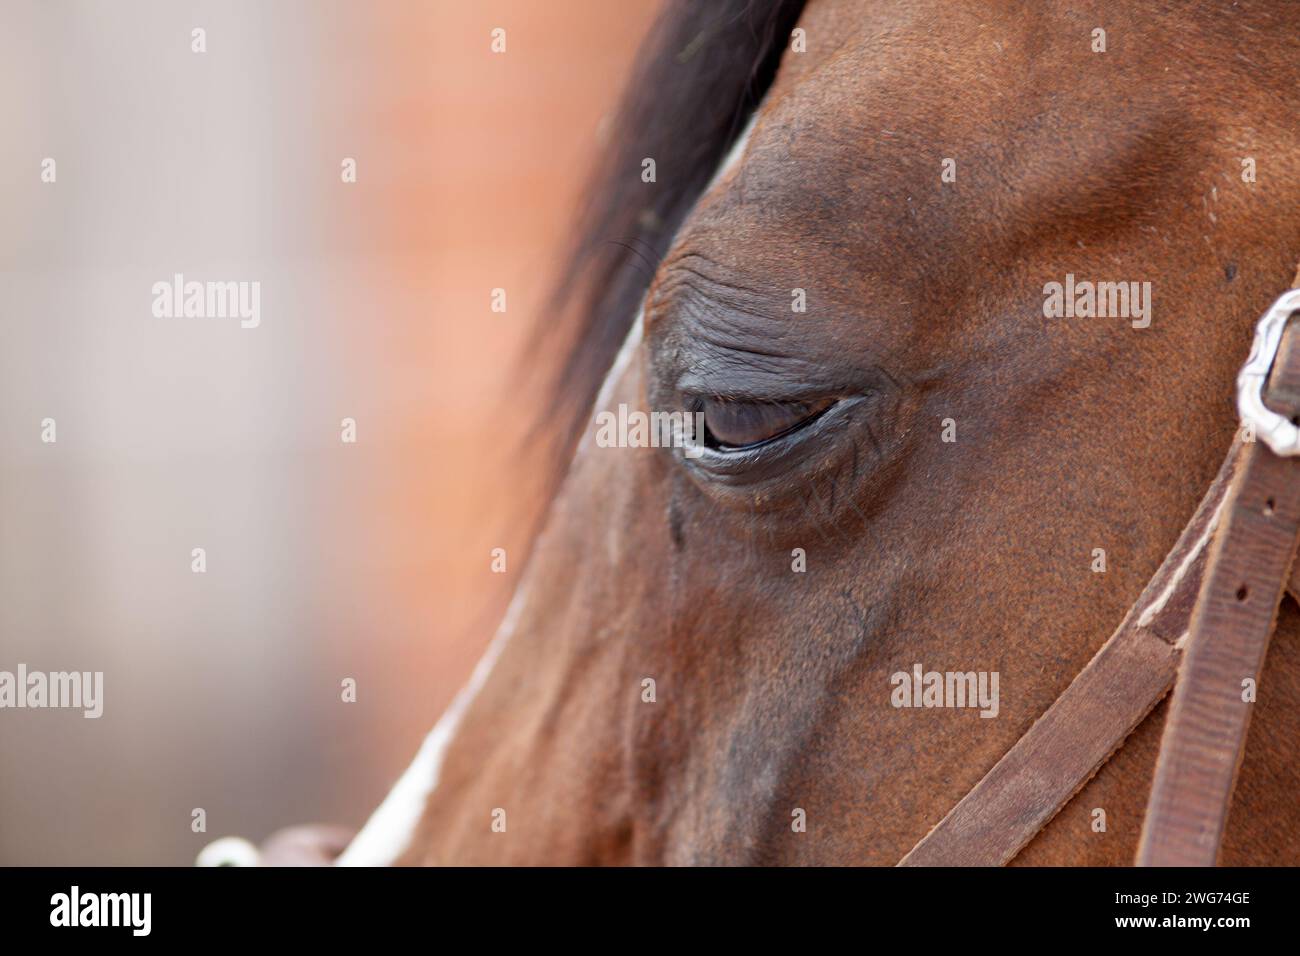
{"left": 694, "top": 396, "right": 836, "bottom": 450}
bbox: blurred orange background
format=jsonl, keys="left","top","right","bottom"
{"left": 0, "top": 0, "right": 659, "bottom": 865}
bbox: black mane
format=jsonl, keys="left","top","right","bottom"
{"left": 532, "top": 0, "right": 806, "bottom": 494}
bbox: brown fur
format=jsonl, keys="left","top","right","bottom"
{"left": 402, "top": 0, "right": 1300, "bottom": 865}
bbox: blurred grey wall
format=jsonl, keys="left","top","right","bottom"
{"left": 0, "top": 0, "right": 658, "bottom": 865}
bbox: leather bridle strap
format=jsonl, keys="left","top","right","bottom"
{"left": 898, "top": 441, "right": 1236, "bottom": 866}
{"left": 1137, "top": 311, "right": 1300, "bottom": 865}
{"left": 900, "top": 285, "right": 1300, "bottom": 868}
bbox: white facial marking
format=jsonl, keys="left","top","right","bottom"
{"left": 335, "top": 585, "right": 527, "bottom": 866}
{"left": 336, "top": 104, "right": 766, "bottom": 866}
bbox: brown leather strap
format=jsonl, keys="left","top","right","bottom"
{"left": 1136, "top": 317, "right": 1300, "bottom": 865}
{"left": 902, "top": 291, "right": 1300, "bottom": 867}
{"left": 898, "top": 442, "right": 1237, "bottom": 866}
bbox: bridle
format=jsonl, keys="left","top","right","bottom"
{"left": 202, "top": 283, "right": 1300, "bottom": 869}
{"left": 900, "top": 279, "right": 1300, "bottom": 867}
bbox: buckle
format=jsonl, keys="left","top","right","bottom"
{"left": 1237, "top": 288, "right": 1300, "bottom": 456}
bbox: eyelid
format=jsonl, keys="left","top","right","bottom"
{"left": 677, "top": 393, "right": 873, "bottom": 502}
{"left": 694, "top": 395, "right": 839, "bottom": 452}
{"left": 677, "top": 377, "right": 837, "bottom": 405}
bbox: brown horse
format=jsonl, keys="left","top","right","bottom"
{"left": 275, "top": 0, "right": 1300, "bottom": 866}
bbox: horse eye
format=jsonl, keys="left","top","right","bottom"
{"left": 698, "top": 397, "right": 835, "bottom": 450}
